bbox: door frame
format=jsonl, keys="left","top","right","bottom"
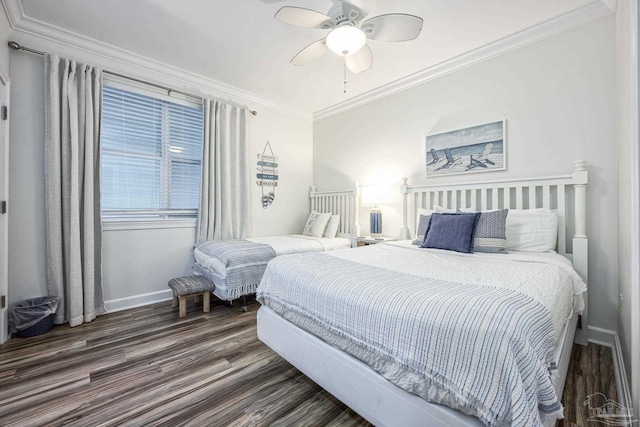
{"left": 0, "top": 64, "right": 10, "bottom": 344}
{"left": 632, "top": 0, "right": 640, "bottom": 414}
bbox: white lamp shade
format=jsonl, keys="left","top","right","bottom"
{"left": 326, "top": 25, "right": 367, "bottom": 56}
{"left": 362, "top": 185, "right": 392, "bottom": 207}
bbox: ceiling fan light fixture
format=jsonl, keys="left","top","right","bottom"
{"left": 326, "top": 25, "right": 366, "bottom": 56}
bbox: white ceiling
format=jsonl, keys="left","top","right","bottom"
{"left": 17, "top": 0, "right": 603, "bottom": 114}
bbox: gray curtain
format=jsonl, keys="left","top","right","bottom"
{"left": 44, "top": 53, "right": 105, "bottom": 327}
{"left": 196, "top": 99, "right": 251, "bottom": 242}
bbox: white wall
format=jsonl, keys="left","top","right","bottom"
{"left": 616, "top": 0, "right": 639, "bottom": 412}
{"left": 8, "top": 36, "right": 313, "bottom": 309}
{"left": 249, "top": 107, "right": 314, "bottom": 238}
{"left": 102, "top": 226, "right": 196, "bottom": 303}
{"left": 314, "top": 17, "right": 618, "bottom": 332}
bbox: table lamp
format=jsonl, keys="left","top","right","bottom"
{"left": 361, "top": 185, "right": 391, "bottom": 236}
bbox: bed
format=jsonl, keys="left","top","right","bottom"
{"left": 256, "top": 161, "right": 589, "bottom": 426}
{"left": 193, "top": 184, "right": 361, "bottom": 305}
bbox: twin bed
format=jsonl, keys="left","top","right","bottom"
{"left": 255, "top": 162, "right": 589, "bottom": 427}
{"left": 192, "top": 185, "right": 361, "bottom": 305}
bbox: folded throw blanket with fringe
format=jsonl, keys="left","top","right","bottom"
{"left": 196, "top": 239, "right": 276, "bottom": 300}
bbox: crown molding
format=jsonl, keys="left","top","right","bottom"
{"left": 2, "top": 0, "right": 312, "bottom": 121}
{"left": 313, "top": 0, "right": 614, "bottom": 121}
{"left": 3, "top": 0, "right": 613, "bottom": 122}
{"left": 1, "top": 0, "right": 25, "bottom": 28}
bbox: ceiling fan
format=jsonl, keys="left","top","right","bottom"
{"left": 275, "top": 0, "right": 423, "bottom": 74}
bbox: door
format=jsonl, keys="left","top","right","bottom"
{"left": 0, "top": 66, "right": 9, "bottom": 344}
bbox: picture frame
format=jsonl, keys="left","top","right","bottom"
{"left": 425, "top": 120, "right": 506, "bottom": 177}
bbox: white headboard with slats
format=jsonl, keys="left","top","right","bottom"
{"left": 310, "top": 183, "right": 361, "bottom": 247}
{"left": 401, "top": 161, "right": 588, "bottom": 344}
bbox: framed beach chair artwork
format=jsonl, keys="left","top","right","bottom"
{"left": 425, "top": 120, "right": 506, "bottom": 177}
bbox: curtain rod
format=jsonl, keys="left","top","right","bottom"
{"left": 7, "top": 41, "right": 258, "bottom": 116}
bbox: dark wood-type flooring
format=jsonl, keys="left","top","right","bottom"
{"left": 558, "top": 342, "right": 618, "bottom": 426}
{"left": 0, "top": 299, "right": 616, "bottom": 426}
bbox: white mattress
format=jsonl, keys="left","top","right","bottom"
{"left": 249, "top": 234, "right": 351, "bottom": 253}
{"left": 193, "top": 234, "right": 351, "bottom": 278}
{"left": 325, "top": 240, "right": 586, "bottom": 342}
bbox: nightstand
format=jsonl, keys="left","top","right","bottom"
{"left": 356, "top": 236, "right": 397, "bottom": 247}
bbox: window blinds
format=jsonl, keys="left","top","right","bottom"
{"left": 101, "top": 84, "right": 204, "bottom": 218}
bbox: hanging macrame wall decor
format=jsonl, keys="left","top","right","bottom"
{"left": 257, "top": 141, "right": 278, "bottom": 209}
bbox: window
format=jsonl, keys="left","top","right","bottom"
{"left": 101, "top": 78, "right": 204, "bottom": 221}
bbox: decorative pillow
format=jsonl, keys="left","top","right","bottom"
{"left": 459, "top": 209, "right": 509, "bottom": 253}
{"left": 412, "top": 214, "right": 432, "bottom": 245}
{"left": 323, "top": 214, "right": 340, "bottom": 238}
{"left": 506, "top": 209, "right": 558, "bottom": 252}
{"left": 303, "top": 211, "right": 331, "bottom": 238}
{"left": 413, "top": 208, "right": 435, "bottom": 245}
{"left": 421, "top": 212, "right": 481, "bottom": 253}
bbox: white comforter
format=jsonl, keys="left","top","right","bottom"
{"left": 326, "top": 240, "right": 586, "bottom": 342}
{"left": 194, "top": 234, "right": 351, "bottom": 277}
{"left": 250, "top": 234, "right": 351, "bottom": 254}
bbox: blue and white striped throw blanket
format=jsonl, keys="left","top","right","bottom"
{"left": 257, "top": 252, "right": 562, "bottom": 427}
{"left": 196, "top": 239, "right": 276, "bottom": 300}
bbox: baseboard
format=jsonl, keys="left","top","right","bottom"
{"left": 587, "top": 325, "right": 616, "bottom": 346}
{"left": 587, "top": 326, "right": 633, "bottom": 416}
{"left": 613, "top": 334, "right": 634, "bottom": 418}
{"left": 104, "top": 289, "right": 172, "bottom": 313}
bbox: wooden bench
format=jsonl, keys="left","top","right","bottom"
{"left": 168, "top": 276, "right": 215, "bottom": 318}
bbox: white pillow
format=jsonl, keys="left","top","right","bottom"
{"left": 434, "top": 205, "right": 456, "bottom": 213}
{"left": 323, "top": 214, "right": 340, "bottom": 238}
{"left": 505, "top": 209, "right": 559, "bottom": 252}
{"left": 303, "top": 211, "right": 331, "bottom": 238}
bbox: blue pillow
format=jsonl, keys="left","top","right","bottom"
{"left": 412, "top": 214, "right": 431, "bottom": 245}
{"left": 473, "top": 209, "right": 508, "bottom": 253}
{"left": 421, "top": 213, "right": 481, "bottom": 253}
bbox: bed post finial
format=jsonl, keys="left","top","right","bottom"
{"left": 572, "top": 161, "right": 588, "bottom": 237}
{"left": 310, "top": 186, "right": 317, "bottom": 212}
{"left": 400, "top": 178, "right": 410, "bottom": 240}
{"left": 401, "top": 178, "right": 408, "bottom": 189}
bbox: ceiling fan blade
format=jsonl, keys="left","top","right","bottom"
{"left": 275, "top": 6, "right": 333, "bottom": 29}
{"left": 291, "top": 38, "right": 328, "bottom": 66}
{"left": 342, "top": 0, "right": 379, "bottom": 22}
{"left": 362, "top": 14, "right": 424, "bottom": 42}
{"left": 346, "top": 44, "right": 372, "bottom": 73}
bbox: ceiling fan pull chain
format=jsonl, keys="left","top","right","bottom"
{"left": 343, "top": 56, "right": 347, "bottom": 94}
